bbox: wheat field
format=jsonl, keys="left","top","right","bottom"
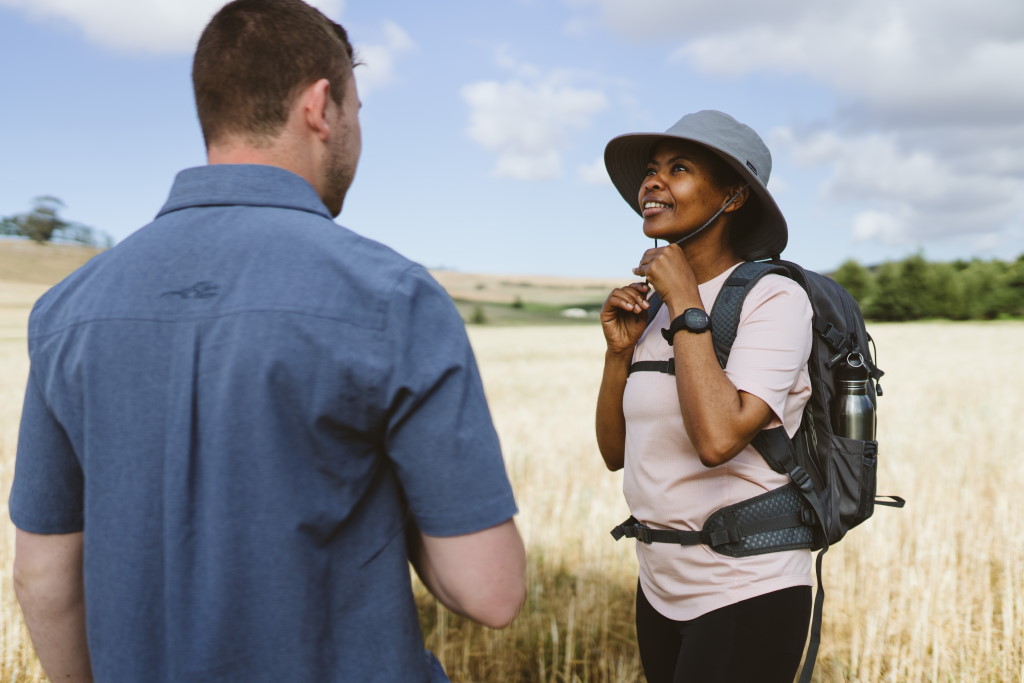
{"left": 2, "top": 277, "right": 1023, "bottom": 680}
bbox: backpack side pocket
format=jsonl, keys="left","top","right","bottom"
{"left": 830, "top": 435, "right": 878, "bottom": 541}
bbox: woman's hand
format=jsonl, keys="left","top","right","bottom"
{"left": 631, "top": 244, "right": 699, "bottom": 312}
{"left": 600, "top": 282, "right": 651, "bottom": 357}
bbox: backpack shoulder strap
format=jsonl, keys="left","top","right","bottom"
{"left": 646, "top": 291, "right": 664, "bottom": 328}
{"left": 709, "top": 261, "right": 790, "bottom": 368}
{"left": 625, "top": 292, "right": 671, "bottom": 377}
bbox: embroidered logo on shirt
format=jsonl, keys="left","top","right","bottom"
{"left": 161, "top": 281, "right": 220, "bottom": 300}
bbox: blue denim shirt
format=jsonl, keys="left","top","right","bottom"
{"left": 11, "top": 164, "right": 516, "bottom": 682}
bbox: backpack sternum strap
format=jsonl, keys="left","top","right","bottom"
{"left": 629, "top": 261, "right": 787, "bottom": 375}
{"left": 628, "top": 358, "right": 675, "bottom": 376}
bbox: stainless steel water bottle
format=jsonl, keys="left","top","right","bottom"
{"left": 832, "top": 352, "right": 876, "bottom": 440}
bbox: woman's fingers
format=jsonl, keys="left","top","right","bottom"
{"left": 604, "top": 285, "right": 650, "bottom": 314}
{"left": 601, "top": 283, "right": 652, "bottom": 353}
{"left": 632, "top": 247, "right": 668, "bottom": 277}
{"left": 632, "top": 245, "right": 694, "bottom": 295}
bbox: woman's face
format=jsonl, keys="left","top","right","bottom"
{"left": 638, "top": 139, "right": 737, "bottom": 243}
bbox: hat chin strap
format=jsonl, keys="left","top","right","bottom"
{"left": 668, "top": 185, "right": 748, "bottom": 248}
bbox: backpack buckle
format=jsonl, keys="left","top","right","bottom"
{"left": 790, "top": 467, "right": 814, "bottom": 494}
{"left": 707, "top": 528, "right": 740, "bottom": 547}
{"left": 800, "top": 507, "right": 817, "bottom": 525}
{"left": 634, "top": 523, "right": 653, "bottom": 544}
{"left": 820, "top": 323, "right": 847, "bottom": 352}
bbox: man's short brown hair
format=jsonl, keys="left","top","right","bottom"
{"left": 192, "top": 0, "right": 355, "bottom": 148}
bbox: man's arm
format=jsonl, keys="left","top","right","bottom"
{"left": 13, "top": 529, "right": 93, "bottom": 682}
{"left": 408, "top": 518, "right": 526, "bottom": 629}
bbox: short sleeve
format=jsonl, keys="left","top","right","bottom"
{"left": 9, "top": 368, "right": 85, "bottom": 534}
{"left": 724, "top": 275, "right": 813, "bottom": 425}
{"left": 382, "top": 266, "right": 517, "bottom": 537}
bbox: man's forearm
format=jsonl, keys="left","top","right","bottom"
{"left": 14, "top": 530, "right": 93, "bottom": 682}
{"left": 407, "top": 519, "right": 526, "bottom": 629}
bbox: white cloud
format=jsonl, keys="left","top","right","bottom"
{"left": 461, "top": 57, "right": 608, "bottom": 181}
{"left": 353, "top": 20, "right": 415, "bottom": 97}
{"left": 851, "top": 206, "right": 1015, "bottom": 254}
{"left": 584, "top": 0, "right": 1024, "bottom": 126}
{"left": 577, "top": 156, "right": 610, "bottom": 185}
{"left": 778, "top": 126, "right": 1024, "bottom": 247}
{"left": 790, "top": 130, "right": 1016, "bottom": 219}
{"left": 852, "top": 210, "right": 907, "bottom": 244}
{"left": 674, "top": 15, "right": 1024, "bottom": 127}
{"left": 0, "top": 0, "right": 345, "bottom": 53}
{"left": 580, "top": 0, "right": 1024, "bottom": 255}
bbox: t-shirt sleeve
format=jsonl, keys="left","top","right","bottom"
{"left": 9, "top": 367, "right": 85, "bottom": 534}
{"left": 381, "top": 266, "right": 517, "bottom": 537}
{"left": 724, "top": 275, "right": 812, "bottom": 426}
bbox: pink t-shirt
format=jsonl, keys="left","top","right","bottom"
{"left": 622, "top": 263, "right": 813, "bottom": 621}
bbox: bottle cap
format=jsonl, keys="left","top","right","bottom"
{"left": 837, "top": 352, "right": 869, "bottom": 382}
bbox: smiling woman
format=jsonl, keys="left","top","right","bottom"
{"left": 594, "top": 110, "right": 815, "bottom": 683}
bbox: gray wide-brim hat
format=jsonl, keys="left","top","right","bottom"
{"left": 604, "top": 110, "right": 788, "bottom": 260}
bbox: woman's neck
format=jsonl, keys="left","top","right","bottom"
{"left": 680, "top": 229, "right": 743, "bottom": 284}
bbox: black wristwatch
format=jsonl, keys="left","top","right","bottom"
{"left": 662, "top": 308, "right": 711, "bottom": 344}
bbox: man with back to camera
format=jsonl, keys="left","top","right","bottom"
{"left": 9, "top": 1, "right": 527, "bottom": 680}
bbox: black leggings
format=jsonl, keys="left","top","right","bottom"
{"left": 635, "top": 582, "right": 811, "bottom": 683}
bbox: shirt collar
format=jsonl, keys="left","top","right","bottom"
{"left": 157, "top": 164, "right": 334, "bottom": 220}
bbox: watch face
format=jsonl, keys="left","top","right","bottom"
{"left": 683, "top": 308, "right": 709, "bottom": 331}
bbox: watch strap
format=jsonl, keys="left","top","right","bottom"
{"left": 661, "top": 308, "right": 710, "bottom": 344}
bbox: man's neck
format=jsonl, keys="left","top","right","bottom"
{"left": 207, "top": 138, "right": 319, "bottom": 196}
{"left": 209, "top": 142, "right": 289, "bottom": 168}
{"left": 207, "top": 146, "right": 274, "bottom": 167}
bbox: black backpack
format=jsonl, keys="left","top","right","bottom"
{"left": 611, "top": 259, "right": 905, "bottom": 683}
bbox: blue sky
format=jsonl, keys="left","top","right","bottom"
{"left": 2, "top": 0, "right": 1022, "bottom": 278}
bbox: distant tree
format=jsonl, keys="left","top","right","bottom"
{"left": 865, "top": 261, "right": 912, "bottom": 321}
{"left": 901, "top": 253, "right": 940, "bottom": 318}
{"left": 959, "top": 259, "right": 1009, "bottom": 320}
{"left": 865, "top": 253, "right": 948, "bottom": 321}
{"left": 999, "top": 257, "right": 1024, "bottom": 317}
{"left": 469, "top": 305, "right": 488, "bottom": 324}
{"left": 1, "top": 195, "right": 112, "bottom": 247}
{"left": 928, "top": 261, "right": 968, "bottom": 320}
{"left": 855, "top": 252, "right": 1024, "bottom": 322}
{"left": 831, "top": 259, "right": 874, "bottom": 307}
{"left": 876, "top": 252, "right": 964, "bottom": 320}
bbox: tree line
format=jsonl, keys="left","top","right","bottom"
{"left": 831, "top": 253, "right": 1024, "bottom": 321}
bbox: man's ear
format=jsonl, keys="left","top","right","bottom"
{"left": 300, "top": 78, "right": 333, "bottom": 142}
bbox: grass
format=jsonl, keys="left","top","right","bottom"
{"left": 1, "top": 283, "right": 45, "bottom": 682}
{"left": 453, "top": 299, "right": 604, "bottom": 326}
{"left": 1, "top": 244, "right": 1023, "bottom": 680}
{"left": 412, "top": 322, "right": 1024, "bottom": 682}
{"left": 0, "top": 239, "right": 103, "bottom": 286}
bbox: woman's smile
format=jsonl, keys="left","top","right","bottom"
{"left": 640, "top": 198, "right": 673, "bottom": 217}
